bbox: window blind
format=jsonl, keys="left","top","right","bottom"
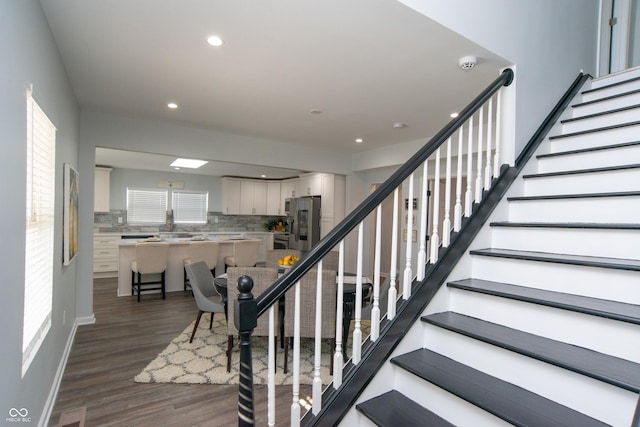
{"left": 23, "top": 88, "right": 56, "bottom": 376}
{"left": 172, "top": 190, "right": 208, "bottom": 224}
{"left": 126, "top": 188, "right": 168, "bottom": 224}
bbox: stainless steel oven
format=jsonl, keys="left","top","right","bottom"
{"left": 273, "top": 233, "right": 289, "bottom": 250}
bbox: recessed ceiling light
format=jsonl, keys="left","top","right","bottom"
{"left": 310, "top": 109, "right": 323, "bottom": 114}
{"left": 355, "top": 138, "right": 364, "bottom": 143}
{"left": 450, "top": 112, "right": 459, "bottom": 118}
{"left": 167, "top": 102, "right": 178, "bottom": 109}
{"left": 174, "top": 167, "right": 180, "bottom": 170}
{"left": 260, "top": 174, "right": 266, "bottom": 178}
{"left": 206, "top": 35, "right": 224, "bottom": 47}
{"left": 170, "top": 158, "right": 208, "bottom": 169}
{"left": 392, "top": 122, "right": 407, "bottom": 129}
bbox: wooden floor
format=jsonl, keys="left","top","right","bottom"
{"left": 49, "top": 278, "right": 311, "bottom": 427}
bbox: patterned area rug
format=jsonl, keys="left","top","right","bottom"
{"left": 134, "top": 315, "right": 369, "bottom": 385}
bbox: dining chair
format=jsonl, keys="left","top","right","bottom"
{"left": 224, "top": 239, "right": 260, "bottom": 271}
{"left": 283, "top": 268, "right": 337, "bottom": 375}
{"left": 266, "top": 249, "right": 302, "bottom": 269}
{"left": 322, "top": 250, "right": 340, "bottom": 273}
{"left": 183, "top": 240, "right": 219, "bottom": 291}
{"left": 184, "top": 261, "right": 226, "bottom": 343}
{"left": 130, "top": 242, "right": 170, "bottom": 302}
{"left": 226, "top": 267, "right": 279, "bottom": 372}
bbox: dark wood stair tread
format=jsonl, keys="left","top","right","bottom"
{"left": 469, "top": 247, "right": 640, "bottom": 271}
{"left": 356, "top": 390, "right": 455, "bottom": 427}
{"left": 391, "top": 349, "right": 609, "bottom": 427}
{"left": 422, "top": 312, "right": 640, "bottom": 393}
{"left": 522, "top": 163, "right": 640, "bottom": 179}
{"left": 536, "top": 140, "right": 640, "bottom": 159}
{"left": 561, "top": 103, "right": 640, "bottom": 124}
{"left": 571, "top": 88, "right": 640, "bottom": 108}
{"left": 581, "top": 76, "right": 640, "bottom": 95}
{"left": 489, "top": 221, "right": 640, "bottom": 230}
{"left": 448, "top": 278, "right": 640, "bottom": 325}
{"left": 549, "top": 120, "right": 640, "bottom": 140}
{"left": 507, "top": 190, "right": 640, "bottom": 201}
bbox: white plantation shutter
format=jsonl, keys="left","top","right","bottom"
{"left": 173, "top": 190, "right": 208, "bottom": 224}
{"left": 23, "top": 88, "right": 56, "bottom": 376}
{"left": 126, "top": 188, "right": 168, "bottom": 224}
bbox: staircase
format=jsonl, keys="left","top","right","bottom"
{"left": 351, "top": 70, "right": 640, "bottom": 426}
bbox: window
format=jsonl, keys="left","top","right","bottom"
{"left": 126, "top": 188, "right": 168, "bottom": 224}
{"left": 172, "top": 190, "right": 208, "bottom": 224}
{"left": 23, "top": 87, "right": 56, "bottom": 376}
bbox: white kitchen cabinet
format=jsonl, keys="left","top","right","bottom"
{"left": 222, "top": 178, "right": 241, "bottom": 214}
{"left": 93, "top": 233, "right": 120, "bottom": 278}
{"left": 266, "top": 181, "right": 282, "bottom": 215}
{"left": 280, "top": 178, "right": 298, "bottom": 213}
{"left": 298, "top": 173, "right": 321, "bottom": 196}
{"left": 94, "top": 166, "right": 112, "bottom": 212}
{"left": 240, "top": 180, "right": 267, "bottom": 215}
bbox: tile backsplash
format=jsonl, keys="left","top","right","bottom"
{"left": 94, "top": 210, "right": 285, "bottom": 233}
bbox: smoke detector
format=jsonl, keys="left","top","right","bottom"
{"left": 459, "top": 55, "right": 477, "bottom": 70}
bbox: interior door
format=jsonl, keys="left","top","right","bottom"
{"left": 599, "top": 0, "right": 640, "bottom": 75}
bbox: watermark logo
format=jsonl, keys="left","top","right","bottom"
{"left": 7, "top": 408, "right": 31, "bottom": 423}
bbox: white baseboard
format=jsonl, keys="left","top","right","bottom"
{"left": 38, "top": 320, "right": 78, "bottom": 427}
{"left": 76, "top": 314, "right": 96, "bottom": 325}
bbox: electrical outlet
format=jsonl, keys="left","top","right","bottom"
{"left": 117, "top": 217, "right": 123, "bottom": 224}
{"left": 213, "top": 216, "right": 218, "bottom": 224}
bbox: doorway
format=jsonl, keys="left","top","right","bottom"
{"left": 599, "top": 0, "right": 640, "bottom": 76}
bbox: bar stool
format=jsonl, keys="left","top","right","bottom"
{"left": 224, "top": 239, "right": 260, "bottom": 271}
{"left": 183, "top": 240, "right": 219, "bottom": 291}
{"left": 131, "top": 242, "right": 170, "bottom": 302}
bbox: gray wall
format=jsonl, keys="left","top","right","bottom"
{"left": 0, "top": 1, "right": 80, "bottom": 425}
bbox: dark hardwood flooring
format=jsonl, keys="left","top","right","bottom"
{"left": 49, "top": 278, "right": 310, "bottom": 427}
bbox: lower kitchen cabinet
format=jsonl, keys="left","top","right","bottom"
{"left": 93, "top": 234, "right": 120, "bottom": 278}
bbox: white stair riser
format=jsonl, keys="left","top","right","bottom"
{"left": 579, "top": 80, "right": 640, "bottom": 103}
{"left": 423, "top": 325, "right": 637, "bottom": 427}
{"left": 393, "top": 368, "right": 511, "bottom": 427}
{"left": 571, "top": 92, "right": 640, "bottom": 116}
{"left": 508, "top": 196, "right": 640, "bottom": 223}
{"left": 549, "top": 124, "right": 640, "bottom": 152}
{"left": 588, "top": 69, "right": 640, "bottom": 90}
{"left": 562, "top": 107, "right": 640, "bottom": 133}
{"left": 448, "top": 288, "right": 640, "bottom": 362}
{"left": 471, "top": 256, "right": 640, "bottom": 304}
{"left": 537, "top": 145, "right": 640, "bottom": 173}
{"left": 490, "top": 227, "right": 640, "bottom": 259}
{"left": 523, "top": 168, "right": 640, "bottom": 195}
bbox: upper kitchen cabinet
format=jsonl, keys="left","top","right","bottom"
{"left": 298, "top": 173, "right": 321, "bottom": 196}
{"left": 94, "top": 166, "right": 112, "bottom": 212}
{"left": 222, "top": 178, "right": 241, "bottom": 214}
{"left": 266, "top": 181, "right": 282, "bottom": 216}
{"left": 240, "top": 180, "right": 267, "bottom": 215}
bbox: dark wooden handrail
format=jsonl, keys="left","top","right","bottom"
{"left": 255, "top": 68, "right": 514, "bottom": 317}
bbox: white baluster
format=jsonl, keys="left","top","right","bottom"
{"left": 333, "top": 241, "right": 344, "bottom": 389}
{"left": 268, "top": 305, "right": 275, "bottom": 426}
{"left": 442, "top": 137, "right": 452, "bottom": 247}
{"left": 465, "top": 116, "right": 474, "bottom": 217}
{"left": 352, "top": 223, "right": 364, "bottom": 364}
{"left": 388, "top": 189, "right": 399, "bottom": 320}
{"left": 494, "top": 90, "right": 502, "bottom": 179}
{"left": 290, "top": 281, "right": 301, "bottom": 426}
{"left": 454, "top": 128, "right": 463, "bottom": 232}
{"left": 371, "top": 205, "right": 381, "bottom": 341}
{"left": 312, "top": 261, "right": 323, "bottom": 415}
{"left": 475, "top": 106, "right": 484, "bottom": 203}
{"left": 417, "top": 160, "right": 428, "bottom": 281}
{"left": 430, "top": 148, "right": 441, "bottom": 263}
{"left": 403, "top": 174, "right": 414, "bottom": 298}
{"left": 485, "top": 96, "right": 493, "bottom": 190}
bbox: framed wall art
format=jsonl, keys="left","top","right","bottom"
{"left": 63, "top": 163, "right": 79, "bottom": 265}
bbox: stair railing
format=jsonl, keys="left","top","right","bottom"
{"left": 233, "top": 68, "right": 515, "bottom": 426}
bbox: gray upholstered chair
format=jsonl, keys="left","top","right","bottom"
{"left": 224, "top": 240, "right": 261, "bottom": 271}
{"left": 226, "top": 267, "right": 279, "bottom": 372}
{"left": 283, "top": 268, "right": 337, "bottom": 374}
{"left": 321, "top": 250, "right": 340, "bottom": 273}
{"left": 131, "top": 242, "right": 170, "bottom": 302}
{"left": 266, "top": 249, "right": 302, "bottom": 269}
{"left": 184, "top": 261, "right": 226, "bottom": 343}
{"left": 183, "top": 240, "right": 219, "bottom": 291}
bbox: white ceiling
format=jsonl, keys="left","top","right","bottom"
{"left": 40, "top": 0, "right": 509, "bottom": 177}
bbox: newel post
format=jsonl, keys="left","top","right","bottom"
{"left": 235, "top": 275, "right": 257, "bottom": 426}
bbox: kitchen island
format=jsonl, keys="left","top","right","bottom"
{"left": 116, "top": 233, "right": 271, "bottom": 297}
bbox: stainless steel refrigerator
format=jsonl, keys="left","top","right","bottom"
{"left": 286, "top": 196, "right": 321, "bottom": 252}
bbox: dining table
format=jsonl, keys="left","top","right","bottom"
{"left": 213, "top": 270, "right": 373, "bottom": 353}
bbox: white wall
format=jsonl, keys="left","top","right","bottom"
{"left": 0, "top": 1, "right": 80, "bottom": 425}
